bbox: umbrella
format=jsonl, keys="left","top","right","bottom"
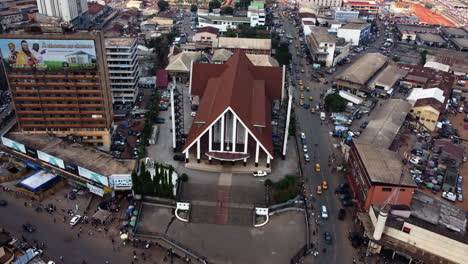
{"left": 120, "top": 233, "right": 128, "bottom": 240}
{"left": 133, "top": 210, "right": 139, "bottom": 216}
{"left": 426, "top": 182, "right": 434, "bottom": 189}
{"left": 129, "top": 220, "right": 136, "bottom": 227}
{"left": 128, "top": 205, "right": 134, "bottom": 210}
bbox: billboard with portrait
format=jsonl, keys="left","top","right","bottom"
{"left": 0, "top": 39, "right": 97, "bottom": 70}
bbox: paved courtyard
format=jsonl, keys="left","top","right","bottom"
{"left": 138, "top": 204, "right": 307, "bottom": 264}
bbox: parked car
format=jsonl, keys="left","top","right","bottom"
{"left": 173, "top": 154, "right": 184, "bottom": 161}
{"left": 70, "top": 215, "right": 82, "bottom": 227}
{"left": 253, "top": 171, "right": 267, "bottom": 177}
{"left": 304, "top": 154, "right": 310, "bottom": 162}
{"left": 0, "top": 200, "right": 7, "bottom": 206}
{"left": 409, "top": 157, "right": 422, "bottom": 165}
{"left": 154, "top": 117, "right": 165, "bottom": 124}
{"left": 303, "top": 145, "right": 308, "bottom": 153}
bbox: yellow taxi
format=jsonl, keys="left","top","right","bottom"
{"left": 298, "top": 80, "right": 303, "bottom": 85}
{"left": 299, "top": 86, "right": 304, "bottom": 91}
{"left": 315, "top": 163, "right": 321, "bottom": 172}
{"left": 322, "top": 181, "right": 328, "bottom": 190}
{"left": 306, "top": 86, "right": 310, "bottom": 91}
{"left": 316, "top": 185, "right": 323, "bottom": 195}
{"left": 301, "top": 68, "right": 305, "bottom": 73}
{"left": 311, "top": 108, "right": 316, "bottom": 113}
{"left": 299, "top": 100, "right": 304, "bottom": 106}
{"left": 185, "top": 82, "right": 190, "bottom": 87}
{"left": 309, "top": 96, "right": 313, "bottom": 101}
{"left": 300, "top": 94, "right": 305, "bottom": 99}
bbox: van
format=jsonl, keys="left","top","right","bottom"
{"left": 320, "top": 112, "right": 326, "bottom": 121}
{"left": 321, "top": 205, "right": 328, "bottom": 219}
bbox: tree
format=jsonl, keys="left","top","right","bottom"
{"left": 324, "top": 93, "right": 347, "bottom": 112}
{"left": 208, "top": 0, "right": 221, "bottom": 11}
{"left": 420, "top": 50, "right": 428, "bottom": 65}
{"left": 225, "top": 28, "right": 237, "bottom": 37}
{"left": 221, "top": 6, "right": 234, "bottom": 15}
{"left": 392, "top": 56, "right": 400, "bottom": 62}
{"left": 190, "top": 4, "right": 198, "bottom": 12}
{"left": 157, "top": 0, "right": 169, "bottom": 11}
{"left": 274, "top": 42, "right": 292, "bottom": 66}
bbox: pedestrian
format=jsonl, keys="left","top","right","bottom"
{"left": 53, "top": 218, "right": 56, "bottom": 223}
{"left": 24, "top": 202, "right": 27, "bottom": 207}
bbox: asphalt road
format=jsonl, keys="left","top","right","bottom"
{"left": 0, "top": 190, "right": 173, "bottom": 264}
{"left": 279, "top": 18, "right": 358, "bottom": 263}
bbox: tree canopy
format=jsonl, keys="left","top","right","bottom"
{"left": 324, "top": 93, "right": 347, "bottom": 112}
{"left": 157, "top": 0, "right": 169, "bottom": 11}
{"left": 221, "top": 6, "right": 234, "bottom": 15}
{"left": 274, "top": 42, "right": 292, "bottom": 66}
{"left": 190, "top": 4, "right": 198, "bottom": 12}
{"left": 209, "top": 0, "right": 221, "bottom": 11}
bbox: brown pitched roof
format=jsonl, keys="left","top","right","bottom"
{"left": 196, "top": 26, "right": 219, "bottom": 35}
{"left": 414, "top": 98, "right": 444, "bottom": 112}
{"left": 183, "top": 51, "right": 283, "bottom": 155}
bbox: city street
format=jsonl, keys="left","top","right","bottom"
{"left": 279, "top": 18, "right": 357, "bottom": 263}
{"left": 0, "top": 189, "right": 176, "bottom": 264}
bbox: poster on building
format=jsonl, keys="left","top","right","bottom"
{"left": 1, "top": 136, "right": 26, "bottom": 154}
{"left": 109, "top": 174, "right": 133, "bottom": 189}
{"left": 87, "top": 183, "right": 104, "bottom": 197}
{"left": 25, "top": 146, "right": 38, "bottom": 159}
{"left": 0, "top": 39, "right": 97, "bottom": 70}
{"left": 78, "top": 166, "right": 109, "bottom": 187}
{"left": 37, "top": 150, "right": 65, "bottom": 169}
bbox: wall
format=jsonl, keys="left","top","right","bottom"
{"left": 192, "top": 32, "right": 217, "bottom": 44}
{"left": 337, "top": 28, "right": 361, "bottom": 46}
{"left": 410, "top": 105, "right": 439, "bottom": 131}
{"left": 365, "top": 185, "right": 415, "bottom": 210}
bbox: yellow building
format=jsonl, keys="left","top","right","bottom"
{"left": 409, "top": 101, "right": 442, "bottom": 131}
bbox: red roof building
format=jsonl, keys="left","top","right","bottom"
{"left": 196, "top": 26, "right": 219, "bottom": 35}
{"left": 181, "top": 51, "right": 287, "bottom": 168}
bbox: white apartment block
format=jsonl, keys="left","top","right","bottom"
{"left": 36, "top": 0, "right": 87, "bottom": 22}
{"left": 247, "top": 6, "right": 265, "bottom": 27}
{"left": 105, "top": 38, "right": 140, "bottom": 104}
{"left": 310, "top": 0, "right": 342, "bottom": 7}
{"left": 198, "top": 15, "right": 251, "bottom": 32}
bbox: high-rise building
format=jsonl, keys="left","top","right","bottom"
{"left": 105, "top": 37, "right": 140, "bottom": 104}
{"left": 0, "top": 30, "right": 113, "bottom": 150}
{"left": 309, "top": 0, "right": 342, "bottom": 7}
{"left": 36, "top": 0, "right": 88, "bottom": 24}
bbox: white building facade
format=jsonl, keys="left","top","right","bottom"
{"left": 198, "top": 15, "right": 251, "bottom": 32}
{"left": 105, "top": 38, "right": 140, "bottom": 104}
{"left": 247, "top": 6, "right": 265, "bottom": 27}
{"left": 36, "top": 0, "right": 87, "bottom": 22}
{"left": 337, "top": 23, "right": 371, "bottom": 46}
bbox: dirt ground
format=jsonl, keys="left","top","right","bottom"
{"left": 409, "top": 3, "right": 454, "bottom": 26}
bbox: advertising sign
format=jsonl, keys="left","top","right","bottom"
{"left": 87, "top": 183, "right": 104, "bottom": 197}
{"left": 78, "top": 166, "right": 109, "bottom": 187}
{"left": 0, "top": 39, "right": 97, "bottom": 70}
{"left": 37, "top": 150, "right": 65, "bottom": 169}
{"left": 25, "top": 146, "right": 38, "bottom": 159}
{"left": 110, "top": 174, "right": 133, "bottom": 189}
{"left": 1, "top": 136, "right": 26, "bottom": 154}
{"left": 64, "top": 162, "right": 79, "bottom": 175}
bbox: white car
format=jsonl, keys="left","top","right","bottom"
{"left": 409, "top": 157, "right": 421, "bottom": 165}
{"left": 300, "top": 132, "right": 306, "bottom": 139}
{"left": 321, "top": 205, "right": 328, "bottom": 219}
{"left": 70, "top": 215, "right": 82, "bottom": 227}
{"left": 190, "top": 111, "right": 196, "bottom": 117}
{"left": 253, "top": 171, "right": 267, "bottom": 177}
{"left": 410, "top": 169, "right": 422, "bottom": 175}
{"left": 304, "top": 153, "right": 310, "bottom": 162}
{"left": 303, "top": 145, "right": 308, "bottom": 153}
{"left": 33, "top": 248, "right": 43, "bottom": 257}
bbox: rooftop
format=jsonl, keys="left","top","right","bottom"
{"left": 214, "top": 37, "right": 271, "bottom": 51}
{"left": 433, "top": 139, "right": 466, "bottom": 164}
{"left": 196, "top": 26, "right": 219, "bottom": 35}
{"left": 441, "top": 27, "right": 468, "bottom": 37}
{"left": 450, "top": 37, "right": 468, "bottom": 49}
{"left": 413, "top": 98, "right": 444, "bottom": 112}
{"left": 407, "top": 88, "right": 445, "bottom": 104}
{"left": 353, "top": 143, "right": 415, "bottom": 187}
{"left": 165, "top": 51, "right": 201, "bottom": 72}
{"left": 200, "top": 15, "right": 251, "bottom": 22}
{"left": 186, "top": 51, "right": 283, "bottom": 155}
{"left": 310, "top": 26, "right": 338, "bottom": 43}
{"left": 105, "top": 37, "right": 135, "bottom": 47}
{"left": 340, "top": 23, "right": 369, "bottom": 30}
{"left": 88, "top": 3, "right": 105, "bottom": 15}
{"left": 5, "top": 131, "right": 136, "bottom": 177}
{"left": 416, "top": 33, "right": 446, "bottom": 44}
{"left": 357, "top": 99, "right": 411, "bottom": 150}
{"left": 371, "top": 65, "right": 408, "bottom": 90}
{"left": 398, "top": 64, "right": 455, "bottom": 98}
{"left": 336, "top": 53, "right": 387, "bottom": 85}
{"left": 396, "top": 24, "right": 439, "bottom": 34}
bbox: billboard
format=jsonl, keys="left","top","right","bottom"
{"left": 25, "top": 146, "right": 38, "bottom": 159}
{"left": 64, "top": 162, "right": 79, "bottom": 175}
{"left": 1, "top": 136, "right": 26, "bottom": 154}
{"left": 78, "top": 166, "right": 109, "bottom": 187}
{"left": 87, "top": 183, "right": 104, "bottom": 197}
{"left": 37, "top": 150, "right": 65, "bottom": 169}
{"left": 0, "top": 39, "right": 97, "bottom": 70}
{"left": 110, "top": 174, "right": 133, "bottom": 189}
